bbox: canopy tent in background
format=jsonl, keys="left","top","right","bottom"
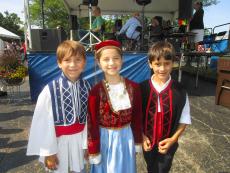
{"left": 26, "top": 0, "right": 196, "bottom": 101}
{"left": 62, "top": 0, "right": 186, "bottom": 20}
{"left": 0, "top": 26, "right": 21, "bottom": 40}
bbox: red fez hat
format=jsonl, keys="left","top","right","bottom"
{"left": 95, "top": 40, "right": 121, "bottom": 51}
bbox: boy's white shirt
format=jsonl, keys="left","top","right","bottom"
{"left": 26, "top": 85, "right": 88, "bottom": 156}
{"left": 27, "top": 85, "right": 58, "bottom": 156}
{"left": 151, "top": 75, "right": 191, "bottom": 125}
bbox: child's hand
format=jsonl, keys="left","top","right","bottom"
{"left": 158, "top": 138, "right": 175, "bottom": 154}
{"left": 142, "top": 134, "right": 151, "bottom": 151}
{"left": 84, "top": 149, "right": 89, "bottom": 161}
{"left": 45, "top": 154, "right": 59, "bottom": 171}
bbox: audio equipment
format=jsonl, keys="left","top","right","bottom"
{"left": 136, "top": 0, "right": 151, "bottom": 6}
{"left": 70, "top": 15, "right": 78, "bottom": 30}
{"left": 30, "top": 29, "right": 67, "bottom": 51}
{"left": 82, "top": 0, "right": 98, "bottom": 6}
{"left": 178, "top": 0, "right": 192, "bottom": 19}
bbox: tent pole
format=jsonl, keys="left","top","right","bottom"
{"left": 41, "top": 0, "right": 45, "bottom": 29}
{"left": 24, "top": 0, "right": 32, "bottom": 50}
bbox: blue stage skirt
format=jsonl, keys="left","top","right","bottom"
{"left": 90, "top": 125, "right": 136, "bottom": 173}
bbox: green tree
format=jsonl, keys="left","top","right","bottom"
{"left": 29, "top": 0, "right": 69, "bottom": 31}
{"left": 202, "top": 0, "right": 219, "bottom": 6}
{"left": 0, "top": 11, "right": 24, "bottom": 38}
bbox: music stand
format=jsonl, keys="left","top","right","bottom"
{"left": 79, "top": 2, "right": 101, "bottom": 51}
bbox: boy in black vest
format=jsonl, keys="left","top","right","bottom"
{"left": 140, "top": 41, "right": 191, "bottom": 173}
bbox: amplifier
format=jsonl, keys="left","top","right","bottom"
{"left": 30, "top": 28, "right": 67, "bottom": 51}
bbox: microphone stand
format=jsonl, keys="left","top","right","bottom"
{"left": 79, "top": 2, "right": 101, "bottom": 51}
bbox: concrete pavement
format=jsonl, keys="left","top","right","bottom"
{"left": 0, "top": 75, "right": 229, "bottom": 173}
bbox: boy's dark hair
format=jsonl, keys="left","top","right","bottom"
{"left": 56, "top": 40, "right": 86, "bottom": 63}
{"left": 148, "top": 41, "right": 176, "bottom": 63}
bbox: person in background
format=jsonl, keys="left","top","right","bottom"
{"left": 78, "top": 6, "right": 104, "bottom": 42}
{"left": 27, "top": 40, "right": 91, "bottom": 173}
{"left": 140, "top": 41, "right": 191, "bottom": 173}
{"left": 91, "top": 6, "right": 104, "bottom": 33}
{"left": 148, "top": 16, "right": 163, "bottom": 43}
{"left": 87, "top": 40, "right": 143, "bottom": 173}
{"left": 117, "top": 12, "right": 142, "bottom": 42}
{"left": 20, "top": 41, "right": 27, "bottom": 64}
{"left": 189, "top": 1, "right": 204, "bottom": 50}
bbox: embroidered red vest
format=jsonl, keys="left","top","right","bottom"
{"left": 140, "top": 79, "right": 186, "bottom": 148}
{"left": 98, "top": 81, "right": 133, "bottom": 128}
{"left": 87, "top": 79, "right": 143, "bottom": 155}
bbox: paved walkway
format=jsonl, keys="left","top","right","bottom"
{"left": 0, "top": 75, "right": 229, "bottom": 173}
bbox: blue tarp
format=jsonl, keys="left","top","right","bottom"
{"left": 28, "top": 52, "right": 150, "bottom": 101}
{"left": 203, "top": 36, "right": 229, "bottom": 69}
{"left": 27, "top": 39, "right": 228, "bottom": 101}
{"left": 210, "top": 39, "right": 228, "bottom": 69}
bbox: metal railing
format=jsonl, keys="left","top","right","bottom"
{"left": 212, "top": 22, "right": 230, "bottom": 34}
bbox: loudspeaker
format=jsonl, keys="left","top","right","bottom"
{"left": 179, "top": 0, "right": 192, "bottom": 19}
{"left": 30, "top": 29, "right": 67, "bottom": 51}
{"left": 82, "top": 0, "right": 98, "bottom": 6}
{"left": 70, "top": 15, "right": 78, "bottom": 30}
{"left": 136, "top": 0, "right": 151, "bottom": 6}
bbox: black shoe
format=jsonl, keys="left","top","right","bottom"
{"left": 0, "top": 91, "right": 7, "bottom": 97}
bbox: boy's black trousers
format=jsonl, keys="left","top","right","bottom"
{"left": 143, "top": 142, "right": 179, "bottom": 173}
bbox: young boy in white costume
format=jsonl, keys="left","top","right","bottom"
{"left": 27, "top": 40, "right": 91, "bottom": 173}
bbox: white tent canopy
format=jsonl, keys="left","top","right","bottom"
{"left": 0, "top": 26, "right": 21, "bottom": 40}
{"left": 62, "top": 0, "right": 181, "bottom": 20}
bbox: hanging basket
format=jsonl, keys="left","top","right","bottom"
{"left": 4, "top": 78, "right": 23, "bottom": 85}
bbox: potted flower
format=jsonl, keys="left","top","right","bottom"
{"left": 3, "top": 65, "right": 28, "bottom": 84}
{"left": 0, "top": 49, "right": 28, "bottom": 85}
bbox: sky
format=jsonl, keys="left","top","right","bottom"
{"left": 203, "top": 0, "right": 230, "bottom": 32}
{"left": 0, "top": 0, "right": 229, "bottom": 32}
{"left": 0, "top": 0, "right": 25, "bottom": 21}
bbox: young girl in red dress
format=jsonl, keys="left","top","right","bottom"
{"left": 87, "top": 40, "right": 143, "bottom": 173}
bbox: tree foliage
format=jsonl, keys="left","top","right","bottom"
{"left": 0, "top": 11, "right": 24, "bottom": 38}
{"left": 201, "top": 0, "right": 219, "bottom": 6}
{"left": 29, "top": 0, "right": 69, "bottom": 30}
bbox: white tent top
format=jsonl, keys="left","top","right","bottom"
{"left": 62, "top": 0, "right": 181, "bottom": 20}
{"left": 0, "top": 26, "right": 21, "bottom": 40}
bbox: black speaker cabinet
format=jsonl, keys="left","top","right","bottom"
{"left": 70, "top": 15, "right": 78, "bottom": 30}
{"left": 136, "top": 0, "right": 151, "bottom": 6}
{"left": 178, "top": 0, "right": 192, "bottom": 19}
{"left": 82, "top": 0, "right": 98, "bottom": 6}
{"left": 30, "top": 29, "right": 67, "bottom": 52}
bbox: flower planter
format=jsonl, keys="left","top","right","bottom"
{"left": 4, "top": 78, "right": 23, "bottom": 85}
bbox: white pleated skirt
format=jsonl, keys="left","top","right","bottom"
{"left": 39, "top": 132, "right": 86, "bottom": 173}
